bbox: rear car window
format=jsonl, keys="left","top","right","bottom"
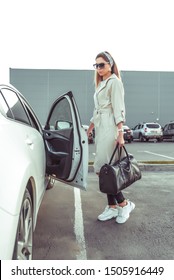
{"left": 146, "top": 124, "right": 160, "bottom": 128}
{"left": 1, "top": 88, "right": 30, "bottom": 125}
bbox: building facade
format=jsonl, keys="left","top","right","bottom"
{"left": 10, "top": 69, "right": 174, "bottom": 128}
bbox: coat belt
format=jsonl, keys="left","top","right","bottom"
{"left": 94, "top": 108, "right": 113, "bottom": 127}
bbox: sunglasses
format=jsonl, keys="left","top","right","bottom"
{"left": 93, "top": 62, "right": 109, "bottom": 69}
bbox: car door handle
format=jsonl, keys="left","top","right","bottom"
{"left": 25, "top": 138, "right": 33, "bottom": 146}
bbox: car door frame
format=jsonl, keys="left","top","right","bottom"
{"left": 43, "top": 91, "right": 88, "bottom": 190}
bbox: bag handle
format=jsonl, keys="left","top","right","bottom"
{"left": 109, "top": 144, "right": 129, "bottom": 165}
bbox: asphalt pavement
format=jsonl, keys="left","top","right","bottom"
{"left": 88, "top": 142, "right": 174, "bottom": 172}
{"left": 33, "top": 142, "right": 174, "bottom": 260}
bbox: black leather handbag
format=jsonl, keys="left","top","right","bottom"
{"left": 99, "top": 144, "right": 142, "bottom": 195}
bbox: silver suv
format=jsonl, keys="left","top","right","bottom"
{"left": 132, "top": 122, "right": 163, "bottom": 142}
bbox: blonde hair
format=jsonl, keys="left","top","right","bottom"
{"left": 94, "top": 51, "right": 121, "bottom": 88}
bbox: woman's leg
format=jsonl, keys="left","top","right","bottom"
{"left": 97, "top": 193, "right": 119, "bottom": 221}
{"left": 107, "top": 192, "right": 125, "bottom": 206}
{"left": 115, "top": 192, "right": 135, "bottom": 224}
{"left": 98, "top": 192, "right": 126, "bottom": 221}
{"left": 107, "top": 192, "right": 135, "bottom": 224}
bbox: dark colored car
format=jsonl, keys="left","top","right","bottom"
{"left": 123, "top": 125, "right": 133, "bottom": 143}
{"left": 162, "top": 122, "right": 174, "bottom": 141}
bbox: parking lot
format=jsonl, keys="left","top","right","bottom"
{"left": 88, "top": 140, "right": 174, "bottom": 163}
{"left": 33, "top": 141, "right": 174, "bottom": 260}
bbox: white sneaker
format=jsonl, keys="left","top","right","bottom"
{"left": 116, "top": 201, "right": 135, "bottom": 224}
{"left": 98, "top": 206, "right": 119, "bottom": 221}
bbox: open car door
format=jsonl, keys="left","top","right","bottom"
{"left": 43, "top": 91, "right": 88, "bottom": 190}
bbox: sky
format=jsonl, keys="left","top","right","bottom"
{"left": 1, "top": 0, "right": 174, "bottom": 83}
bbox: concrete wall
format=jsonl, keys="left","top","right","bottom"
{"left": 10, "top": 69, "right": 95, "bottom": 126}
{"left": 10, "top": 69, "right": 174, "bottom": 128}
{"left": 122, "top": 71, "right": 174, "bottom": 128}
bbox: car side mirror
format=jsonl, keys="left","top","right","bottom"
{"left": 55, "top": 120, "right": 71, "bottom": 130}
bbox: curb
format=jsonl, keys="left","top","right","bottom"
{"left": 88, "top": 161, "right": 174, "bottom": 172}
{"left": 138, "top": 163, "right": 174, "bottom": 172}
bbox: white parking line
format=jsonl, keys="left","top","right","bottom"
{"left": 74, "top": 188, "right": 87, "bottom": 260}
{"left": 144, "top": 151, "right": 174, "bottom": 160}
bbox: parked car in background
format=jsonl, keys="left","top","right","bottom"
{"left": 123, "top": 125, "right": 133, "bottom": 143}
{"left": 162, "top": 121, "right": 174, "bottom": 141}
{"left": 0, "top": 84, "right": 88, "bottom": 260}
{"left": 132, "top": 122, "right": 163, "bottom": 142}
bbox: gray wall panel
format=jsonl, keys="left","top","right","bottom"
{"left": 10, "top": 69, "right": 95, "bottom": 125}
{"left": 122, "top": 71, "right": 160, "bottom": 127}
{"left": 10, "top": 69, "right": 174, "bottom": 128}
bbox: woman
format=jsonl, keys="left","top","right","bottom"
{"left": 87, "top": 51, "right": 135, "bottom": 224}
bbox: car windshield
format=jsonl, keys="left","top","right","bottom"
{"left": 146, "top": 124, "right": 160, "bottom": 128}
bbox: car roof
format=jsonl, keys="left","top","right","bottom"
{"left": 123, "top": 125, "right": 129, "bottom": 128}
{"left": 140, "top": 122, "right": 161, "bottom": 126}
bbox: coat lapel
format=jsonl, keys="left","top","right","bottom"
{"left": 96, "top": 74, "right": 116, "bottom": 94}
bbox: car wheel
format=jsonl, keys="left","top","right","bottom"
{"left": 13, "top": 189, "right": 33, "bottom": 260}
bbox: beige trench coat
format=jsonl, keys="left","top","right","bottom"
{"left": 91, "top": 74, "right": 126, "bottom": 173}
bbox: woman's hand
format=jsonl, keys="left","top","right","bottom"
{"left": 87, "top": 123, "right": 94, "bottom": 138}
{"left": 116, "top": 123, "right": 125, "bottom": 147}
{"left": 116, "top": 132, "right": 125, "bottom": 147}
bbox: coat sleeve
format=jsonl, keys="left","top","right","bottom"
{"left": 110, "top": 78, "right": 126, "bottom": 125}
{"left": 90, "top": 116, "right": 94, "bottom": 123}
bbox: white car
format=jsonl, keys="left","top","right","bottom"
{"left": 132, "top": 122, "right": 163, "bottom": 142}
{"left": 0, "top": 84, "right": 88, "bottom": 260}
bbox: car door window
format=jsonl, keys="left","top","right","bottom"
{"left": 48, "top": 98, "right": 73, "bottom": 131}
{"left": 44, "top": 96, "right": 74, "bottom": 179}
{"left": 1, "top": 89, "right": 30, "bottom": 125}
{"left": 0, "top": 91, "right": 13, "bottom": 118}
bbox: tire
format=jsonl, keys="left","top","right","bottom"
{"left": 13, "top": 189, "right": 33, "bottom": 260}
